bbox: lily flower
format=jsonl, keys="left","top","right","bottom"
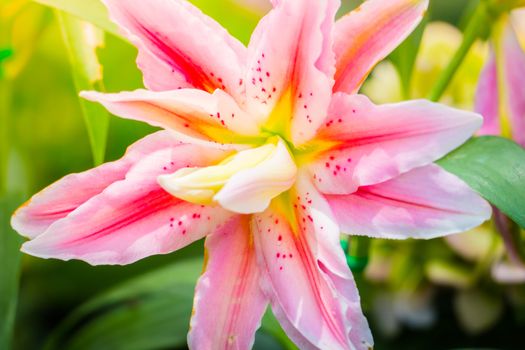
{"left": 12, "top": 0, "right": 491, "bottom": 348}
{"left": 476, "top": 8, "right": 525, "bottom": 146}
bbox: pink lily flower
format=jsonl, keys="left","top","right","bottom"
{"left": 12, "top": 0, "right": 491, "bottom": 348}
{"left": 476, "top": 8, "right": 525, "bottom": 146}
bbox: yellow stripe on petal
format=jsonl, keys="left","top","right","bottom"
{"left": 261, "top": 88, "right": 294, "bottom": 140}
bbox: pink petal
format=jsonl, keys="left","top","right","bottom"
{"left": 81, "top": 89, "right": 259, "bottom": 148}
{"left": 326, "top": 164, "right": 491, "bottom": 239}
{"left": 252, "top": 173, "right": 373, "bottom": 349}
{"left": 21, "top": 145, "right": 232, "bottom": 265}
{"left": 333, "top": 0, "right": 428, "bottom": 94}
{"left": 188, "top": 216, "right": 268, "bottom": 349}
{"left": 503, "top": 23, "right": 525, "bottom": 147}
{"left": 11, "top": 131, "right": 178, "bottom": 239}
{"left": 295, "top": 172, "right": 374, "bottom": 348}
{"left": 310, "top": 93, "right": 482, "bottom": 194}
{"left": 102, "top": 0, "right": 246, "bottom": 100}
{"left": 245, "top": 0, "right": 339, "bottom": 145}
{"left": 491, "top": 261, "right": 525, "bottom": 284}
{"left": 475, "top": 50, "right": 501, "bottom": 136}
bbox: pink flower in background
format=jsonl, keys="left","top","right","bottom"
{"left": 12, "top": 0, "right": 491, "bottom": 349}
{"left": 476, "top": 8, "right": 525, "bottom": 146}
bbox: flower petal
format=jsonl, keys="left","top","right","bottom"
{"left": 491, "top": 261, "right": 525, "bottom": 284}
{"left": 333, "top": 0, "right": 428, "bottom": 93}
{"left": 21, "top": 145, "right": 232, "bottom": 265}
{"left": 102, "top": 0, "right": 246, "bottom": 99}
{"left": 246, "top": 0, "right": 339, "bottom": 145}
{"left": 252, "top": 174, "right": 372, "bottom": 349}
{"left": 213, "top": 139, "right": 297, "bottom": 214}
{"left": 11, "top": 131, "right": 178, "bottom": 239}
{"left": 326, "top": 164, "right": 491, "bottom": 239}
{"left": 502, "top": 22, "right": 525, "bottom": 147}
{"left": 475, "top": 51, "right": 501, "bottom": 136}
{"left": 310, "top": 93, "right": 482, "bottom": 194}
{"left": 188, "top": 216, "right": 268, "bottom": 349}
{"left": 294, "top": 172, "right": 374, "bottom": 348}
{"left": 81, "top": 89, "right": 260, "bottom": 147}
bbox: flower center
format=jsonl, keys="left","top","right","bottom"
{"left": 157, "top": 137, "right": 297, "bottom": 214}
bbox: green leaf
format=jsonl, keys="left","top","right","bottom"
{"left": 0, "top": 74, "right": 27, "bottom": 350}
{"left": 0, "top": 191, "right": 24, "bottom": 350}
{"left": 438, "top": 136, "right": 525, "bottom": 229}
{"left": 44, "top": 258, "right": 202, "bottom": 350}
{"left": 46, "top": 257, "right": 293, "bottom": 350}
{"left": 260, "top": 309, "right": 298, "bottom": 350}
{"left": 188, "top": 0, "right": 261, "bottom": 45}
{"left": 389, "top": 18, "right": 427, "bottom": 99}
{"left": 34, "top": 0, "right": 121, "bottom": 38}
{"left": 57, "top": 11, "right": 109, "bottom": 165}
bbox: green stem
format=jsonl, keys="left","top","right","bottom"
{"left": 0, "top": 79, "right": 10, "bottom": 195}
{"left": 343, "top": 236, "right": 370, "bottom": 273}
{"left": 427, "top": 2, "right": 490, "bottom": 102}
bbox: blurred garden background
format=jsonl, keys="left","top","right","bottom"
{"left": 1, "top": 0, "right": 525, "bottom": 349}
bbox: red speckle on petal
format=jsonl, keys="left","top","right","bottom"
{"left": 278, "top": 235, "right": 282, "bottom": 241}
{"left": 276, "top": 253, "right": 280, "bottom": 258}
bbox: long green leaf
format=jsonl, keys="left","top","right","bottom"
{"left": 34, "top": 0, "right": 121, "bottom": 38}
{"left": 0, "top": 166, "right": 26, "bottom": 350}
{"left": 46, "top": 257, "right": 292, "bottom": 350}
{"left": 438, "top": 136, "right": 525, "bottom": 229}
{"left": 0, "top": 195, "right": 23, "bottom": 350}
{"left": 389, "top": 17, "right": 427, "bottom": 99}
{"left": 57, "top": 11, "right": 109, "bottom": 165}
{"left": 0, "top": 73, "right": 26, "bottom": 350}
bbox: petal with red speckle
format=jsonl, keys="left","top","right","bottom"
{"left": 11, "top": 131, "right": 181, "bottom": 239}
{"left": 310, "top": 93, "right": 482, "bottom": 194}
{"left": 20, "top": 145, "right": 232, "bottom": 265}
{"left": 246, "top": 0, "right": 339, "bottom": 145}
{"left": 81, "top": 89, "right": 260, "bottom": 148}
{"left": 189, "top": 216, "right": 268, "bottom": 349}
{"left": 102, "top": 0, "right": 246, "bottom": 100}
